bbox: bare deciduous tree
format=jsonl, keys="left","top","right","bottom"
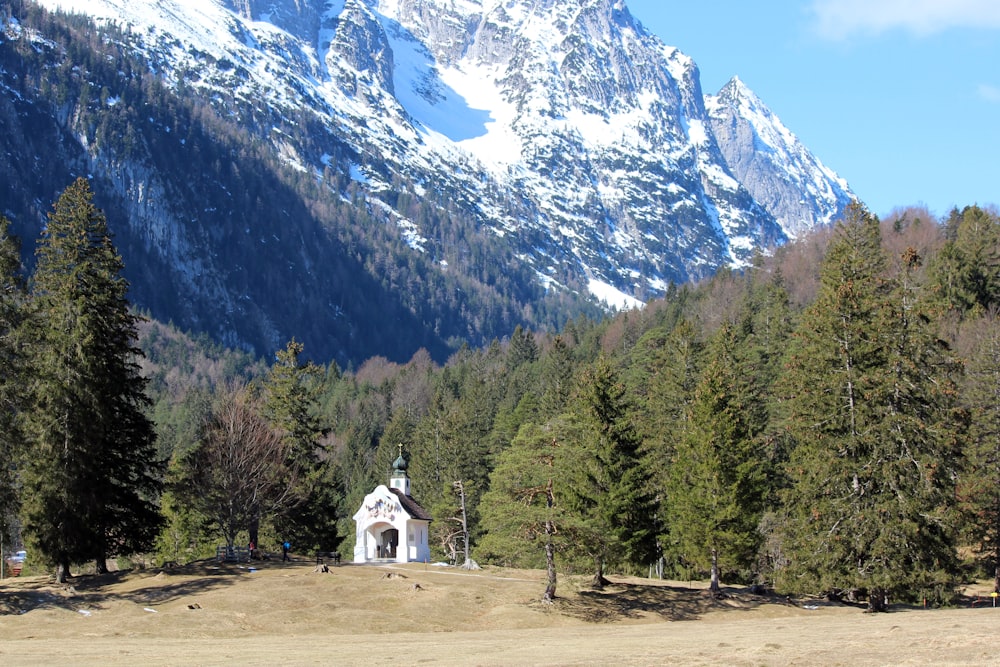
{"left": 177, "top": 382, "right": 299, "bottom": 548}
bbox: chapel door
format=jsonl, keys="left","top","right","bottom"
{"left": 383, "top": 529, "right": 399, "bottom": 559}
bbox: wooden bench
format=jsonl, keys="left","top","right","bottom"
{"left": 315, "top": 551, "right": 340, "bottom": 566}
{"left": 216, "top": 545, "right": 250, "bottom": 563}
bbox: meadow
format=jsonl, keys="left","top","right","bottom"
{"left": 0, "top": 558, "right": 996, "bottom": 666}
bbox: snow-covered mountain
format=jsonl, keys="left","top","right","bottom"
{"left": 5, "top": 0, "right": 854, "bottom": 361}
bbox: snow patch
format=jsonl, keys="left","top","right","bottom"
{"left": 588, "top": 278, "right": 644, "bottom": 311}
{"left": 349, "top": 163, "right": 368, "bottom": 184}
{"left": 687, "top": 118, "right": 709, "bottom": 146}
{"left": 382, "top": 19, "right": 492, "bottom": 143}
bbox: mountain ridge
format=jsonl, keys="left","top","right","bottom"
{"left": 1, "top": 0, "right": 855, "bottom": 364}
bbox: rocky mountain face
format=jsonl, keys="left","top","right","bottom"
{"left": 2, "top": 0, "right": 854, "bottom": 364}
{"left": 706, "top": 77, "right": 853, "bottom": 238}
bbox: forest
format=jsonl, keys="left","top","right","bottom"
{"left": 2, "top": 177, "right": 999, "bottom": 612}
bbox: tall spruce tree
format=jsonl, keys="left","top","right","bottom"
{"left": 776, "top": 203, "right": 962, "bottom": 610}
{"left": 930, "top": 205, "right": 1000, "bottom": 315}
{"left": 744, "top": 268, "right": 794, "bottom": 390}
{"left": 508, "top": 325, "right": 539, "bottom": 369}
{"left": 958, "top": 311, "right": 1000, "bottom": 590}
{"left": 0, "top": 216, "right": 26, "bottom": 542}
{"left": 539, "top": 335, "right": 575, "bottom": 418}
{"left": 22, "top": 179, "right": 163, "bottom": 581}
{"left": 261, "top": 339, "right": 341, "bottom": 554}
{"left": 635, "top": 319, "right": 703, "bottom": 536}
{"left": 563, "top": 355, "right": 658, "bottom": 587}
{"left": 422, "top": 346, "right": 504, "bottom": 555}
{"left": 666, "top": 320, "right": 770, "bottom": 593}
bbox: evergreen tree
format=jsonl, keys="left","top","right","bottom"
{"left": 22, "top": 178, "right": 163, "bottom": 581}
{"left": 634, "top": 319, "right": 703, "bottom": 529}
{"left": 929, "top": 206, "right": 1000, "bottom": 315}
{"left": 743, "top": 268, "right": 794, "bottom": 390}
{"left": 155, "top": 456, "right": 214, "bottom": 565}
{"left": 776, "top": 204, "right": 962, "bottom": 610}
{"left": 477, "top": 419, "right": 580, "bottom": 601}
{"left": 507, "top": 324, "right": 539, "bottom": 369}
{"left": 0, "top": 216, "right": 26, "bottom": 543}
{"left": 538, "top": 335, "right": 575, "bottom": 418}
{"left": 262, "top": 340, "right": 325, "bottom": 457}
{"left": 666, "top": 320, "right": 770, "bottom": 593}
{"left": 261, "top": 339, "right": 341, "bottom": 553}
{"left": 958, "top": 310, "right": 1000, "bottom": 590}
{"left": 563, "top": 355, "right": 658, "bottom": 587}
{"left": 741, "top": 267, "right": 795, "bottom": 580}
{"left": 423, "top": 345, "right": 504, "bottom": 554}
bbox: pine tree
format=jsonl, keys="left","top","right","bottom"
{"left": 22, "top": 178, "right": 163, "bottom": 581}
{"left": 776, "top": 204, "right": 962, "bottom": 610}
{"left": 477, "top": 419, "right": 580, "bottom": 601}
{"left": 634, "top": 319, "right": 703, "bottom": 524}
{"left": 929, "top": 206, "right": 1000, "bottom": 315}
{"left": 508, "top": 324, "right": 539, "bottom": 369}
{"left": 538, "top": 335, "right": 575, "bottom": 418}
{"left": 666, "top": 320, "right": 770, "bottom": 593}
{"left": 741, "top": 267, "right": 794, "bottom": 580}
{"left": 262, "top": 340, "right": 325, "bottom": 457}
{"left": 422, "top": 346, "right": 503, "bottom": 553}
{"left": 744, "top": 268, "right": 794, "bottom": 390}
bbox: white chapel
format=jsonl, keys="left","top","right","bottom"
{"left": 352, "top": 447, "right": 432, "bottom": 563}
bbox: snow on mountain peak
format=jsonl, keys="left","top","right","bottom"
{"left": 32, "top": 0, "right": 854, "bottom": 304}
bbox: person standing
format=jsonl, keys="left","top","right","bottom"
{"left": 282, "top": 540, "right": 290, "bottom": 561}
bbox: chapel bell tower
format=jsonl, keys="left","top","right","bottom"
{"left": 389, "top": 444, "right": 411, "bottom": 496}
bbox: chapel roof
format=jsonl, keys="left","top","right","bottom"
{"left": 388, "top": 487, "right": 433, "bottom": 521}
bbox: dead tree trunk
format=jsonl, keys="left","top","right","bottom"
{"left": 542, "top": 476, "right": 557, "bottom": 603}
{"left": 453, "top": 481, "right": 470, "bottom": 568}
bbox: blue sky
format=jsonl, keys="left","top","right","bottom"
{"left": 625, "top": 0, "right": 1000, "bottom": 219}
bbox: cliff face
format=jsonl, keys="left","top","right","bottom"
{"left": 707, "top": 77, "right": 853, "bottom": 238}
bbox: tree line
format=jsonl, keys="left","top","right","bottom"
{"left": 3, "top": 180, "right": 999, "bottom": 613}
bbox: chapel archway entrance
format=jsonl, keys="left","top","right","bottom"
{"left": 379, "top": 528, "right": 399, "bottom": 559}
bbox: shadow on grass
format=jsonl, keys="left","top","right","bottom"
{"left": 553, "top": 579, "right": 799, "bottom": 623}
{"left": 0, "top": 560, "right": 261, "bottom": 615}
{"left": 559, "top": 584, "right": 1000, "bottom": 620}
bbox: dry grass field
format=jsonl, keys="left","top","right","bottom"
{"left": 1, "top": 557, "right": 998, "bottom": 666}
